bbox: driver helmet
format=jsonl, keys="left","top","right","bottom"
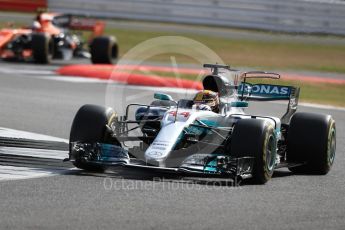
{"left": 31, "top": 21, "right": 41, "bottom": 30}
{"left": 193, "top": 90, "right": 220, "bottom": 113}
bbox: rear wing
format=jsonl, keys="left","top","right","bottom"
{"left": 52, "top": 14, "right": 105, "bottom": 38}
{"left": 238, "top": 83, "right": 296, "bottom": 101}
{"left": 238, "top": 83, "right": 300, "bottom": 124}
{"left": 237, "top": 71, "right": 300, "bottom": 124}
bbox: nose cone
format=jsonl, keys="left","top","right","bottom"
{"left": 145, "top": 121, "right": 186, "bottom": 166}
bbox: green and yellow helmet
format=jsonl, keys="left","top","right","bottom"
{"left": 193, "top": 90, "right": 220, "bottom": 113}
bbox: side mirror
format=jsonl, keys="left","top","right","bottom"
{"left": 231, "top": 101, "right": 249, "bottom": 108}
{"left": 154, "top": 93, "right": 173, "bottom": 101}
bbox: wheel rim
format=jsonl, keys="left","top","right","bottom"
{"left": 328, "top": 127, "right": 336, "bottom": 165}
{"left": 266, "top": 135, "right": 276, "bottom": 171}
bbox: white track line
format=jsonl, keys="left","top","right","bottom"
{"left": 0, "top": 68, "right": 53, "bottom": 75}
{"left": 270, "top": 101, "right": 345, "bottom": 111}
{"left": 298, "top": 102, "right": 345, "bottom": 111}
{"left": 0, "top": 147, "right": 67, "bottom": 160}
{"left": 0, "top": 166, "right": 74, "bottom": 181}
{"left": 42, "top": 75, "right": 110, "bottom": 83}
{"left": 0, "top": 128, "right": 70, "bottom": 181}
{"left": 42, "top": 75, "right": 199, "bottom": 93}
{"left": 0, "top": 127, "right": 68, "bottom": 143}
{"left": 43, "top": 76, "right": 199, "bottom": 95}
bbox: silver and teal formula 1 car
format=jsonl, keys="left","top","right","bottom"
{"left": 67, "top": 64, "right": 336, "bottom": 184}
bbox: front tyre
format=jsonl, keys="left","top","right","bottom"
{"left": 69, "top": 104, "right": 119, "bottom": 171}
{"left": 32, "top": 33, "right": 54, "bottom": 64}
{"left": 230, "top": 119, "right": 277, "bottom": 184}
{"left": 287, "top": 112, "right": 336, "bottom": 174}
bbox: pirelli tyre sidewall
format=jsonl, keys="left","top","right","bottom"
{"left": 230, "top": 119, "right": 277, "bottom": 184}
{"left": 69, "top": 104, "right": 119, "bottom": 171}
{"left": 287, "top": 112, "right": 336, "bottom": 174}
{"left": 261, "top": 125, "right": 276, "bottom": 177}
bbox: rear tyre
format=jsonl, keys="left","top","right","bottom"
{"left": 69, "top": 104, "right": 119, "bottom": 171}
{"left": 90, "top": 36, "right": 118, "bottom": 64}
{"left": 287, "top": 112, "right": 336, "bottom": 174}
{"left": 230, "top": 119, "right": 277, "bottom": 184}
{"left": 32, "top": 33, "right": 53, "bottom": 64}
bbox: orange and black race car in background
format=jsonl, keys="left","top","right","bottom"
{"left": 0, "top": 12, "right": 118, "bottom": 64}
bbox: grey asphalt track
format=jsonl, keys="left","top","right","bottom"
{"left": 0, "top": 61, "right": 344, "bottom": 230}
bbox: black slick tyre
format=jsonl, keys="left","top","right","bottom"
{"left": 90, "top": 36, "right": 118, "bottom": 64}
{"left": 32, "top": 33, "right": 53, "bottom": 64}
{"left": 287, "top": 112, "right": 336, "bottom": 174}
{"left": 230, "top": 119, "right": 277, "bottom": 184}
{"left": 69, "top": 104, "right": 119, "bottom": 171}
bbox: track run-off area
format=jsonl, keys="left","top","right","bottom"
{"left": 0, "top": 60, "right": 344, "bottom": 230}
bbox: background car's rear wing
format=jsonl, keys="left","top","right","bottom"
{"left": 52, "top": 14, "right": 105, "bottom": 38}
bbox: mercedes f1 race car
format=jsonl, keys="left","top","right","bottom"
{"left": 0, "top": 12, "right": 118, "bottom": 64}
{"left": 67, "top": 64, "right": 336, "bottom": 184}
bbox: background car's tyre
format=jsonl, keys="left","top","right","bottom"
{"left": 230, "top": 119, "right": 277, "bottom": 184}
{"left": 287, "top": 112, "right": 336, "bottom": 174}
{"left": 32, "top": 33, "right": 53, "bottom": 64}
{"left": 69, "top": 104, "right": 119, "bottom": 171}
{"left": 90, "top": 36, "right": 118, "bottom": 64}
